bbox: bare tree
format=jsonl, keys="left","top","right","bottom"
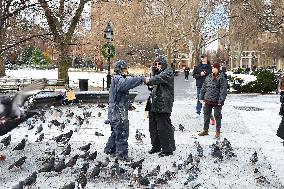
{"left": 37, "top": 0, "right": 91, "bottom": 83}
{"left": 0, "top": 0, "right": 41, "bottom": 76}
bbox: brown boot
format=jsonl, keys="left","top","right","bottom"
{"left": 198, "top": 130, "right": 209, "bottom": 136}
{"left": 214, "top": 132, "right": 220, "bottom": 139}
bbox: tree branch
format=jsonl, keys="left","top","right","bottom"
{"left": 38, "top": 0, "right": 61, "bottom": 42}
{"left": 1, "top": 33, "right": 52, "bottom": 53}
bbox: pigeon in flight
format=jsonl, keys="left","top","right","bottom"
{"left": 0, "top": 79, "right": 47, "bottom": 119}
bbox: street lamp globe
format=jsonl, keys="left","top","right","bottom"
{"left": 104, "top": 21, "right": 113, "bottom": 40}
{"left": 173, "top": 48, "right": 178, "bottom": 58}
{"left": 154, "top": 44, "right": 159, "bottom": 57}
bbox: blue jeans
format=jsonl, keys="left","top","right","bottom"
{"left": 196, "top": 87, "right": 202, "bottom": 114}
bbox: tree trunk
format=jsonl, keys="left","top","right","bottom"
{"left": 58, "top": 44, "right": 71, "bottom": 84}
{"left": 0, "top": 56, "right": 5, "bottom": 77}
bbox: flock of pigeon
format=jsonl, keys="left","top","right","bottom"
{"left": 0, "top": 101, "right": 282, "bottom": 189}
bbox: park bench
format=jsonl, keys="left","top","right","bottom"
{"left": 0, "top": 78, "right": 66, "bottom": 92}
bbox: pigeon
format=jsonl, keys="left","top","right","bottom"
{"left": 178, "top": 124, "right": 184, "bottom": 132}
{"left": 61, "top": 144, "right": 71, "bottom": 156}
{"left": 11, "top": 181, "right": 24, "bottom": 189}
{"left": 128, "top": 104, "right": 136, "bottom": 111}
{"left": 0, "top": 80, "right": 46, "bottom": 119}
{"left": 0, "top": 154, "right": 6, "bottom": 161}
{"left": 91, "top": 162, "right": 102, "bottom": 178}
{"left": 95, "top": 131, "right": 104, "bottom": 136}
{"left": 254, "top": 169, "right": 270, "bottom": 185}
{"left": 50, "top": 120, "right": 61, "bottom": 127}
{"left": 35, "top": 133, "right": 44, "bottom": 142}
{"left": 194, "top": 141, "right": 203, "bottom": 157}
{"left": 146, "top": 165, "right": 160, "bottom": 177}
{"left": 0, "top": 134, "right": 11, "bottom": 149}
{"left": 66, "top": 155, "right": 79, "bottom": 168}
{"left": 135, "top": 129, "right": 145, "bottom": 142}
{"left": 76, "top": 172, "right": 87, "bottom": 189}
{"left": 250, "top": 151, "right": 258, "bottom": 164}
{"left": 183, "top": 153, "right": 193, "bottom": 167}
{"left": 80, "top": 151, "right": 90, "bottom": 160}
{"left": 126, "top": 158, "right": 144, "bottom": 169}
{"left": 13, "top": 139, "right": 26, "bottom": 151}
{"left": 8, "top": 156, "right": 27, "bottom": 170}
{"left": 27, "top": 124, "right": 34, "bottom": 130}
{"left": 80, "top": 162, "right": 89, "bottom": 175}
{"left": 138, "top": 175, "right": 150, "bottom": 186}
{"left": 184, "top": 172, "right": 198, "bottom": 185}
{"left": 98, "top": 112, "right": 102, "bottom": 117}
{"left": 60, "top": 122, "right": 66, "bottom": 131}
{"left": 66, "top": 111, "right": 74, "bottom": 118}
{"left": 39, "top": 157, "right": 55, "bottom": 173}
{"left": 54, "top": 158, "right": 66, "bottom": 173}
{"left": 83, "top": 109, "right": 92, "bottom": 118}
{"left": 23, "top": 172, "right": 37, "bottom": 187}
{"left": 35, "top": 124, "right": 43, "bottom": 134}
{"left": 101, "top": 157, "right": 110, "bottom": 168}
{"left": 60, "top": 182, "right": 75, "bottom": 189}
{"left": 87, "top": 151, "right": 98, "bottom": 161}
{"left": 98, "top": 104, "right": 106, "bottom": 108}
{"left": 110, "top": 158, "right": 120, "bottom": 177}
{"left": 213, "top": 165, "right": 222, "bottom": 176}
{"left": 79, "top": 143, "right": 92, "bottom": 152}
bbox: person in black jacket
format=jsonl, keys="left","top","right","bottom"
{"left": 184, "top": 67, "right": 190, "bottom": 81}
{"left": 198, "top": 63, "right": 228, "bottom": 139}
{"left": 145, "top": 55, "right": 175, "bottom": 157}
{"left": 192, "top": 55, "right": 211, "bottom": 116}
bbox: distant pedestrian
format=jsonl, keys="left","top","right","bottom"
{"left": 104, "top": 60, "right": 145, "bottom": 161}
{"left": 277, "top": 76, "right": 284, "bottom": 145}
{"left": 184, "top": 66, "right": 190, "bottom": 81}
{"left": 198, "top": 63, "right": 228, "bottom": 139}
{"left": 145, "top": 55, "right": 175, "bottom": 157}
{"left": 192, "top": 54, "right": 211, "bottom": 116}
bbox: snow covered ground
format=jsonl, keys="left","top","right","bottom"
{"left": 0, "top": 70, "right": 284, "bottom": 189}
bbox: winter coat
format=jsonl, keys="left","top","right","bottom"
{"left": 148, "top": 66, "right": 174, "bottom": 113}
{"left": 280, "top": 77, "right": 284, "bottom": 91}
{"left": 108, "top": 75, "right": 145, "bottom": 124}
{"left": 184, "top": 67, "right": 190, "bottom": 75}
{"left": 192, "top": 63, "right": 212, "bottom": 88}
{"left": 200, "top": 72, "right": 228, "bottom": 105}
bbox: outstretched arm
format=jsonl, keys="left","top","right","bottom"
{"left": 148, "top": 68, "right": 173, "bottom": 85}
{"left": 117, "top": 76, "right": 145, "bottom": 92}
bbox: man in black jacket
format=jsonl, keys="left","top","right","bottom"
{"left": 192, "top": 55, "right": 211, "bottom": 116}
{"left": 145, "top": 55, "right": 175, "bottom": 157}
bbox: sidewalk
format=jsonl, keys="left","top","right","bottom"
{"left": 0, "top": 75, "right": 284, "bottom": 188}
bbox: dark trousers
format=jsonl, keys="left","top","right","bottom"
{"left": 185, "top": 74, "right": 189, "bottom": 80}
{"left": 277, "top": 116, "right": 284, "bottom": 140}
{"left": 203, "top": 103, "right": 222, "bottom": 132}
{"left": 149, "top": 112, "right": 175, "bottom": 153}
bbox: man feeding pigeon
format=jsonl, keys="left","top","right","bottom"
{"left": 104, "top": 60, "right": 146, "bottom": 161}
{"left": 0, "top": 79, "right": 46, "bottom": 136}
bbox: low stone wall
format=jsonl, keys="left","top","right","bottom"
{"left": 31, "top": 91, "right": 138, "bottom": 108}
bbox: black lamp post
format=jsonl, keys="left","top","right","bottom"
{"left": 154, "top": 44, "right": 159, "bottom": 57}
{"left": 104, "top": 21, "right": 113, "bottom": 90}
{"left": 172, "top": 48, "right": 178, "bottom": 74}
